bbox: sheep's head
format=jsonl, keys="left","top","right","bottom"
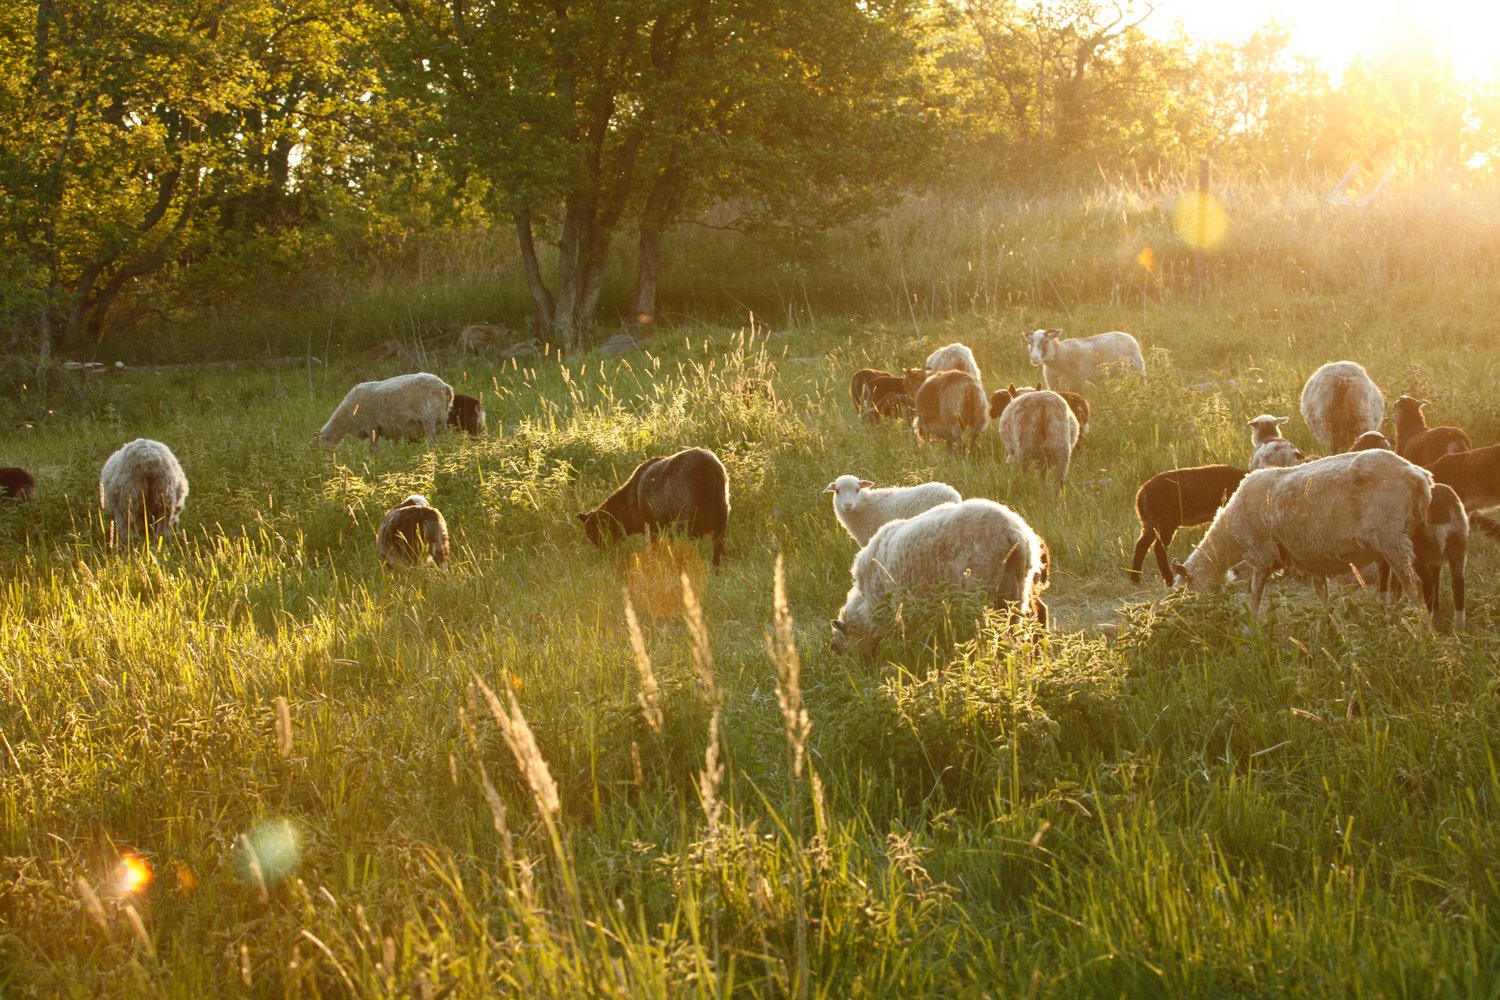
{"left": 829, "top": 616, "right": 880, "bottom": 657}
{"left": 824, "top": 475, "right": 874, "bottom": 514}
{"left": 1025, "top": 329, "right": 1061, "bottom": 366}
{"left": 1247, "top": 414, "right": 1289, "bottom": 444}
{"left": 902, "top": 368, "right": 930, "bottom": 395}
{"left": 1349, "top": 430, "right": 1394, "bottom": 452}
{"left": 398, "top": 494, "right": 430, "bottom": 509}
{"left": 1171, "top": 553, "right": 1221, "bottom": 594}
{"left": 576, "top": 509, "right": 621, "bottom": 548}
{"left": 1392, "top": 395, "right": 1431, "bottom": 428}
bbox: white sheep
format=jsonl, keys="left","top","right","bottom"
{"left": 822, "top": 475, "right": 961, "bottom": 546}
{"left": 99, "top": 438, "right": 189, "bottom": 542}
{"left": 997, "top": 389, "right": 1080, "bottom": 491}
{"left": 1299, "top": 361, "right": 1384, "bottom": 453}
{"left": 1249, "top": 439, "right": 1304, "bottom": 470}
{"left": 1172, "top": 449, "right": 1430, "bottom": 621}
{"left": 1247, "top": 414, "right": 1290, "bottom": 447}
{"left": 1023, "top": 329, "right": 1145, "bottom": 392}
{"left": 318, "top": 373, "right": 455, "bottom": 449}
{"left": 924, "top": 343, "right": 982, "bottom": 386}
{"left": 830, "top": 498, "right": 1049, "bottom": 656}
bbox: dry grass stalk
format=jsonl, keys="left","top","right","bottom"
{"left": 698, "top": 709, "right": 725, "bottom": 838}
{"left": 75, "top": 876, "right": 109, "bottom": 936}
{"left": 768, "top": 554, "right": 811, "bottom": 778}
{"left": 473, "top": 673, "right": 561, "bottom": 828}
{"left": 274, "top": 695, "right": 292, "bottom": 758}
{"left": 122, "top": 902, "right": 155, "bottom": 959}
{"left": 680, "top": 572, "right": 716, "bottom": 704}
{"left": 457, "top": 705, "right": 517, "bottom": 870}
{"left": 622, "top": 591, "right": 663, "bottom": 735}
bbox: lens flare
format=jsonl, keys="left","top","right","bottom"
{"left": 1174, "top": 191, "right": 1229, "bottom": 250}
{"left": 115, "top": 852, "right": 153, "bottom": 897}
{"left": 235, "top": 819, "right": 301, "bottom": 892}
{"left": 1136, "top": 246, "right": 1158, "bottom": 274}
{"left": 626, "top": 539, "right": 707, "bottom": 619}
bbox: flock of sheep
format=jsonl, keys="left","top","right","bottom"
{"left": 3, "top": 329, "right": 1495, "bottom": 654}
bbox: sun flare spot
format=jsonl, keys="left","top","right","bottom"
{"left": 1173, "top": 191, "right": 1229, "bottom": 250}
{"left": 626, "top": 539, "right": 707, "bottom": 619}
{"left": 1136, "top": 246, "right": 1158, "bottom": 274}
{"left": 115, "top": 852, "right": 153, "bottom": 897}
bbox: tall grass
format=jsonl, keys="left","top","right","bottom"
{"left": 4, "top": 177, "right": 1500, "bottom": 995}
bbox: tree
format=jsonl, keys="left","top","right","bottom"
{"left": 0, "top": 0, "right": 377, "bottom": 358}
{"left": 384, "top": 0, "right": 938, "bottom": 346}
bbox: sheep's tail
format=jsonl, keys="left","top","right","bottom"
{"left": 1468, "top": 510, "right": 1500, "bottom": 540}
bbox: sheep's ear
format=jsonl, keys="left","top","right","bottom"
{"left": 1420, "top": 398, "right": 1432, "bottom": 407}
{"left": 858, "top": 480, "right": 874, "bottom": 489}
{"left": 823, "top": 482, "right": 837, "bottom": 493}
{"left": 576, "top": 512, "right": 589, "bottom": 523}
{"left": 1277, "top": 416, "right": 1290, "bottom": 425}
{"left": 1045, "top": 328, "right": 1062, "bottom": 339}
{"left": 830, "top": 619, "right": 846, "bottom": 634}
{"left": 1007, "top": 383, "right": 1017, "bottom": 394}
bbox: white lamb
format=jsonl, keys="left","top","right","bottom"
{"left": 830, "top": 498, "right": 1049, "bottom": 656}
{"left": 1247, "top": 414, "right": 1290, "bottom": 447}
{"left": 998, "top": 389, "right": 1080, "bottom": 491}
{"left": 1172, "top": 449, "right": 1430, "bottom": 621}
{"left": 1249, "top": 439, "right": 1304, "bottom": 470}
{"left": 318, "top": 373, "right": 455, "bottom": 449}
{"left": 924, "top": 343, "right": 982, "bottom": 386}
{"left": 99, "top": 438, "right": 189, "bottom": 542}
{"left": 1024, "top": 329, "right": 1145, "bottom": 392}
{"left": 1299, "top": 361, "right": 1384, "bottom": 453}
{"left": 822, "top": 475, "right": 961, "bottom": 546}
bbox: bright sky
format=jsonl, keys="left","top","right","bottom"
{"left": 1150, "top": 0, "right": 1500, "bottom": 81}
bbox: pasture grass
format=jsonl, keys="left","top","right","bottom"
{"left": 6, "top": 189, "right": 1500, "bottom": 994}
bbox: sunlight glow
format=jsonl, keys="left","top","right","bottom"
{"left": 1173, "top": 192, "right": 1229, "bottom": 250}
{"left": 1154, "top": 0, "right": 1500, "bottom": 82}
{"left": 114, "top": 852, "right": 153, "bottom": 897}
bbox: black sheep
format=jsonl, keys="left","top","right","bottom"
{"left": 577, "top": 447, "right": 730, "bottom": 565}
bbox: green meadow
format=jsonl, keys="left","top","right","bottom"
{"left": 4, "top": 179, "right": 1500, "bottom": 996}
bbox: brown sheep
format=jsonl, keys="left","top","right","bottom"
{"left": 912, "top": 370, "right": 987, "bottom": 452}
{"left": 578, "top": 447, "right": 731, "bottom": 565}
{"left": 448, "top": 394, "right": 486, "bottom": 436}
{"left": 849, "top": 368, "right": 893, "bottom": 414}
{"left": 1392, "top": 395, "right": 1472, "bottom": 468}
{"left": 989, "top": 384, "right": 1090, "bottom": 435}
{"left": 1129, "top": 464, "right": 1248, "bottom": 586}
{"left": 0, "top": 467, "right": 35, "bottom": 501}
{"left": 376, "top": 495, "right": 451, "bottom": 567}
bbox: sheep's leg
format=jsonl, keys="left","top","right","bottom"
{"left": 1152, "top": 526, "right": 1179, "bottom": 587}
{"left": 1248, "top": 566, "right": 1271, "bottom": 619}
{"left": 1449, "top": 550, "right": 1466, "bottom": 628}
{"left": 1128, "top": 526, "right": 1155, "bottom": 582}
{"left": 1311, "top": 575, "right": 1329, "bottom": 608}
{"left": 1415, "top": 561, "right": 1438, "bottom": 616}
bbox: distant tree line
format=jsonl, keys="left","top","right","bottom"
{"left": 1, "top": 0, "right": 1490, "bottom": 356}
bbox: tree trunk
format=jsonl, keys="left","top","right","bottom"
{"left": 514, "top": 205, "right": 556, "bottom": 331}
{"left": 630, "top": 161, "right": 685, "bottom": 325}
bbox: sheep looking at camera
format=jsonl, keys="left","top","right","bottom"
{"left": 376, "top": 495, "right": 451, "bottom": 567}
{"left": 1172, "top": 449, "right": 1430, "bottom": 621}
{"left": 99, "top": 439, "right": 189, "bottom": 542}
{"left": 823, "top": 475, "right": 960, "bottom": 546}
{"left": 1299, "top": 361, "right": 1384, "bottom": 453}
{"left": 1023, "top": 329, "right": 1144, "bottom": 393}
{"left": 830, "top": 499, "right": 1049, "bottom": 656}
{"left": 318, "top": 373, "right": 455, "bottom": 449}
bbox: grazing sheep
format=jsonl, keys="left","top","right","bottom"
{"left": 448, "top": 393, "right": 486, "bottom": 436}
{"left": 318, "top": 373, "right": 455, "bottom": 449}
{"left": 823, "top": 475, "right": 961, "bottom": 546}
{"left": 1023, "top": 329, "right": 1145, "bottom": 392}
{"left": 830, "top": 499, "right": 1049, "bottom": 656}
{"left": 1392, "top": 395, "right": 1472, "bottom": 468}
{"left": 99, "top": 439, "right": 189, "bottom": 542}
{"left": 997, "top": 389, "right": 1080, "bottom": 491}
{"left": 0, "top": 467, "right": 35, "bottom": 501}
{"left": 912, "top": 370, "right": 987, "bottom": 452}
{"left": 1129, "top": 464, "right": 1248, "bottom": 586}
{"left": 376, "top": 495, "right": 450, "bottom": 567}
{"left": 989, "top": 384, "right": 1091, "bottom": 435}
{"left": 578, "top": 447, "right": 730, "bottom": 565}
{"left": 850, "top": 368, "right": 894, "bottom": 413}
{"left": 1350, "top": 430, "right": 1394, "bottom": 451}
{"left": 861, "top": 371, "right": 923, "bottom": 423}
{"left": 1377, "top": 483, "right": 1468, "bottom": 628}
{"left": 924, "top": 343, "right": 983, "bottom": 385}
{"left": 1299, "top": 361, "right": 1384, "bottom": 453}
{"left": 1172, "top": 450, "right": 1430, "bottom": 620}
{"left": 1249, "top": 439, "right": 1305, "bottom": 470}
